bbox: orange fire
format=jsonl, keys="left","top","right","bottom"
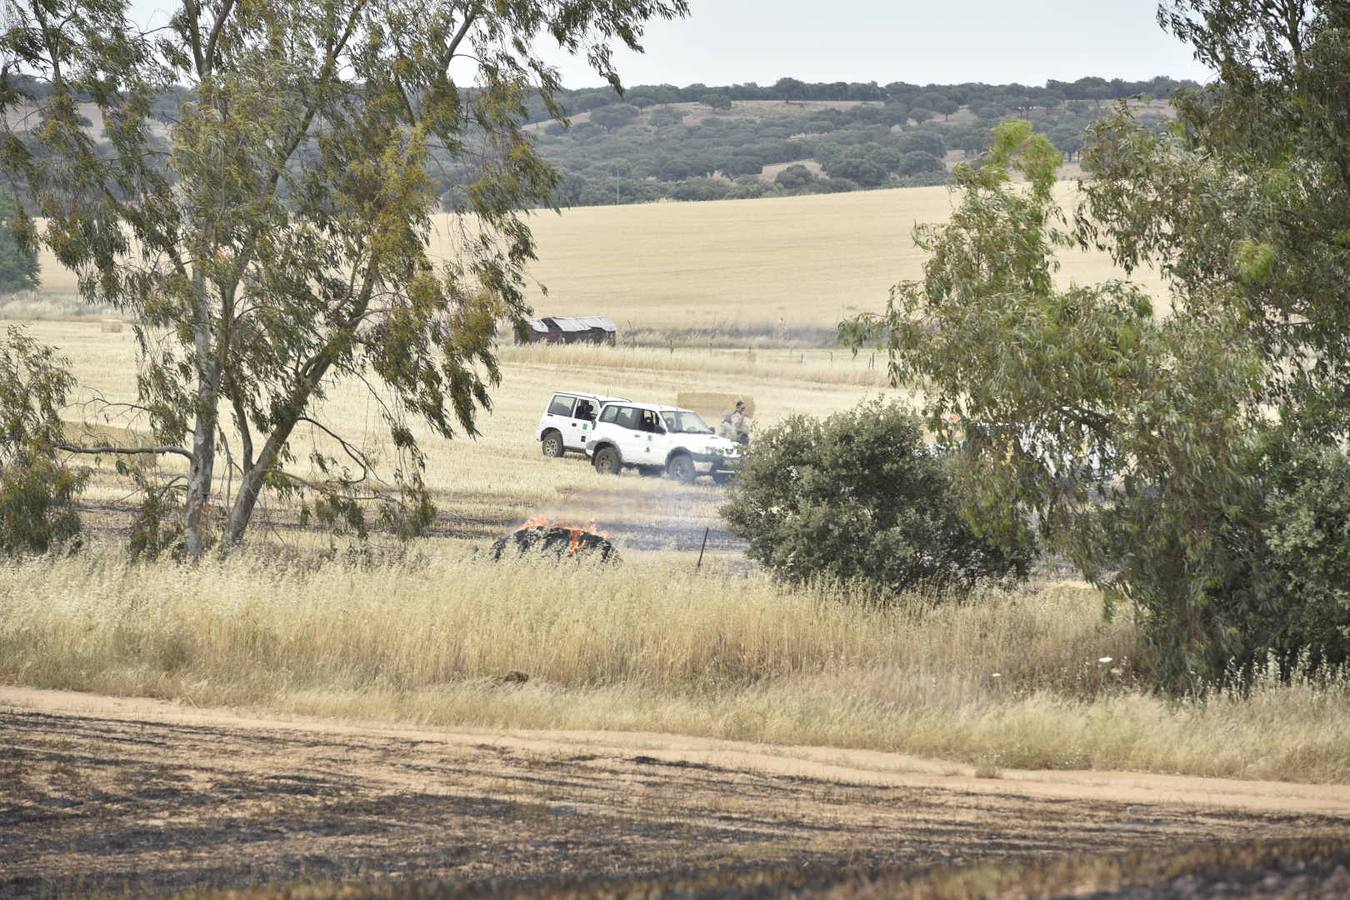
{"left": 517, "top": 516, "right": 607, "bottom": 555}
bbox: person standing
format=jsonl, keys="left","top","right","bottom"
{"left": 720, "top": 400, "right": 751, "bottom": 445}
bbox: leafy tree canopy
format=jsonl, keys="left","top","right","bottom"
{"left": 0, "top": 193, "right": 37, "bottom": 294}
{"left": 0, "top": 0, "right": 688, "bottom": 558}
{"left": 0, "top": 327, "right": 84, "bottom": 554}
{"left": 844, "top": 1, "right": 1350, "bottom": 690}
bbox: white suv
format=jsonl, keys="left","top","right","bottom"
{"left": 586, "top": 401, "right": 742, "bottom": 484}
{"left": 536, "top": 391, "right": 626, "bottom": 457}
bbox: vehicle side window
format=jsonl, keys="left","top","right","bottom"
{"left": 548, "top": 394, "right": 575, "bottom": 417}
{"left": 574, "top": 398, "right": 596, "bottom": 421}
{"left": 614, "top": 406, "right": 639, "bottom": 430}
{"left": 599, "top": 405, "right": 620, "bottom": 424}
{"left": 638, "top": 409, "right": 663, "bottom": 433}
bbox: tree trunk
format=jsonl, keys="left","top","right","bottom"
{"left": 223, "top": 450, "right": 272, "bottom": 547}
{"left": 183, "top": 379, "right": 220, "bottom": 559}
{"left": 222, "top": 357, "right": 337, "bottom": 547}
{"left": 183, "top": 274, "right": 220, "bottom": 561}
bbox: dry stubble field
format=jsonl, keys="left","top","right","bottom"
{"left": 4, "top": 188, "right": 1350, "bottom": 897}
{"left": 31, "top": 182, "right": 1167, "bottom": 333}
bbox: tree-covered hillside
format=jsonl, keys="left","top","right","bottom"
{"left": 3, "top": 74, "right": 1190, "bottom": 211}
{"left": 488, "top": 76, "right": 1191, "bottom": 207}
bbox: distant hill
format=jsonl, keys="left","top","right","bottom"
{"left": 501, "top": 76, "right": 1189, "bottom": 208}
{"left": 3, "top": 74, "right": 1190, "bottom": 211}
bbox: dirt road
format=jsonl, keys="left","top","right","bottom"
{"left": 3, "top": 687, "right": 1348, "bottom": 898}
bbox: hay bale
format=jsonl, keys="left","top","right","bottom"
{"left": 675, "top": 392, "right": 755, "bottom": 420}
{"left": 491, "top": 525, "right": 621, "bottom": 564}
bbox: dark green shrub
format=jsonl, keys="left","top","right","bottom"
{"left": 589, "top": 103, "right": 640, "bottom": 129}
{"left": 774, "top": 164, "right": 817, "bottom": 192}
{"left": 896, "top": 150, "right": 945, "bottom": 176}
{"left": 0, "top": 449, "right": 83, "bottom": 554}
{"left": 721, "top": 401, "right": 1033, "bottom": 597}
{"left": 127, "top": 475, "right": 185, "bottom": 561}
{"left": 0, "top": 327, "right": 84, "bottom": 554}
{"left": 1262, "top": 445, "right": 1350, "bottom": 669}
{"left": 0, "top": 193, "right": 38, "bottom": 294}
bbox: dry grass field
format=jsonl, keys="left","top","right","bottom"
{"left": 10, "top": 318, "right": 1350, "bottom": 790}
{"left": 5, "top": 551, "right": 1350, "bottom": 785}
{"left": 21, "top": 318, "right": 887, "bottom": 552}
{"left": 5, "top": 185, "right": 1349, "bottom": 897}
{"left": 26, "top": 183, "right": 1168, "bottom": 334}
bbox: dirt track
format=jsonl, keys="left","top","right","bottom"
{"left": 3, "top": 688, "right": 1348, "bottom": 898}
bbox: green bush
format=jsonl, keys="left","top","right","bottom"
{"left": 0, "top": 450, "right": 83, "bottom": 554}
{"left": 0, "top": 193, "right": 38, "bottom": 294}
{"left": 721, "top": 401, "right": 1033, "bottom": 597}
{"left": 126, "top": 475, "right": 185, "bottom": 561}
{"left": 774, "top": 163, "right": 817, "bottom": 192}
{"left": 588, "top": 103, "right": 640, "bottom": 129}
{"left": 1262, "top": 444, "right": 1350, "bottom": 669}
{"left": 0, "top": 327, "right": 85, "bottom": 554}
{"left": 896, "top": 150, "right": 945, "bottom": 177}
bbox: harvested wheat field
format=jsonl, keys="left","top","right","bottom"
{"left": 26, "top": 184, "right": 1167, "bottom": 336}
{"left": 4, "top": 688, "right": 1349, "bottom": 899}
{"left": 5, "top": 196, "right": 1347, "bottom": 897}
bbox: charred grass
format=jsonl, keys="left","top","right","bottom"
{"left": 178, "top": 836, "right": 1350, "bottom": 899}
{"left": 4, "top": 703, "right": 1344, "bottom": 899}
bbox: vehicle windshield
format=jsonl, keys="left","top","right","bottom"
{"left": 660, "top": 410, "right": 712, "bottom": 434}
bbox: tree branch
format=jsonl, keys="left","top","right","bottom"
{"left": 445, "top": 8, "right": 480, "bottom": 67}
{"left": 298, "top": 415, "right": 374, "bottom": 483}
{"left": 201, "top": 0, "right": 239, "bottom": 76}
{"left": 58, "top": 442, "right": 193, "bottom": 460}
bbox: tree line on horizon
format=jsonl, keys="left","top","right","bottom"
{"left": 507, "top": 74, "right": 1191, "bottom": 207}
{"left": 3, "top": 70, "right": 1191, "bottom": 218}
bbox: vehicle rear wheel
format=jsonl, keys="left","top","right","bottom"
{"left": 666, "top": 454, "right": 696, "bottom": 484}
{"left": 541, "top": 430, "right": 564, "bottom": 458}
{"left": 594, "top": 446, "right": 622, "bottom": 475}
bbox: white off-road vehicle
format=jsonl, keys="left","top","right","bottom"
{"left": 586, "top": 401, "right": 741, "bottom": 484}
{"left": 536, "top": 391, "right": 627, "bottom": 458}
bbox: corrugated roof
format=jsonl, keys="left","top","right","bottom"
{"left": 526, "top": 316, "right": 617, "bottom": 333}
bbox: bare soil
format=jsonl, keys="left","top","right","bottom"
{"left": 3, "top": 688, "right": 1347, "bottom": 898}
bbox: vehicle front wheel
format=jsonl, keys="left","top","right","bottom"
{"left": 593, "top": 446, "right": 622, "bottom": 475}
{"left": 541, "top": 430, "right": 564, "bottom": 458}
{"left": 666, "top": 454, "right": 696, "bottom": 484}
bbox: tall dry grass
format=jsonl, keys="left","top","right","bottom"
{"left": 3, "top": 547, "right": 1347, "bottom": 783}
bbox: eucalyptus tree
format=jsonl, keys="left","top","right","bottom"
{"left": 0, "top": 0, "right": 687, "bottom": 557}
{"left": 843, "top": 0, "right": 1350, "bottom": 688}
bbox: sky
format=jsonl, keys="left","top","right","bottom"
{"left": 542, "top": 0, "right": 1213, "bottom": 89}
{"left": 126, "top": 0, "right": 1213, "bottom": 90}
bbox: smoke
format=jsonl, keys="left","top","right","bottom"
{"left": 517, "top": 477, "right": 746, "bottom": 556}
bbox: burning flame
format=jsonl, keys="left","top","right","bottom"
{"left": 517, "top": 516, "right": 608, "bottom": 555}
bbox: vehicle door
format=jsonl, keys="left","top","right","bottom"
{"left": 568, "top": 396, "right": 600, "bottom": 451}
{"left": 631, "top": 407, "right": 669, "bottom": 465}
{"left": 604, "top": 405, "right": 649, "bottom": 463}
{"left": 541, "top": 393, "right": 577, "bottom": 446}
